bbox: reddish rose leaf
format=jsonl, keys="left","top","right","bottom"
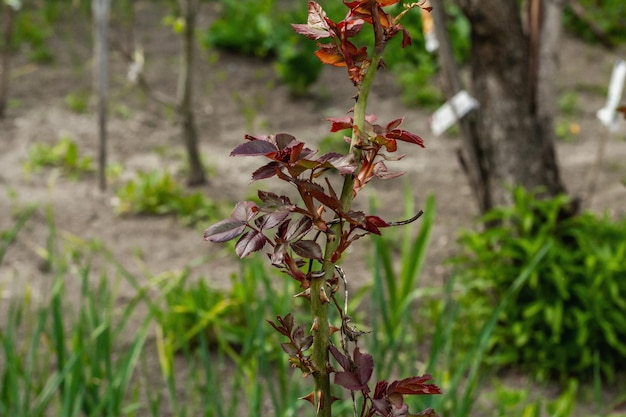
{"left": 373, "top": 161, "right": 405, "bottom": 180}
{"left": 255, "top": 211, "right": 289, "bottom": 230}
{"left": 328, "top": 154, "right": 357, "bottom": 175}
{"left": 235, "top": 230, "right": 268, "bottom": 258}
{"left": 285, "top": 216, "right": 313, "bottom": 241}
{"left": 327, "top": 115, "right": 353, "bottom": 132}
{"left": 315, "top": 44, "right": 346, "bottom": 66}
{"left": 299, "top": 335, "right": 313, "bottom": 351}
{"left": 251, "top": 162, "right": 280, "bottom": 181}
{"left": 258, "top": 190, "right": 292, "bottom": 206}
{"left": 203, "top": 219, "right": 246, "bottom": 243}
{"left": 290, "top": 239, "right": 323, "bottom": 260}
{"left": 386, "top": 117, "right": 404, "bottom": 131}
{"left": 387, "top": 129, "right": 425, "bottom": 147}
{"left": 329, "top": 344, "right": 351, "bottom": 371}
{"left": 281, "top": 342, "right": 299, "bottom": 356}
{"left": 354, "top": 347, "right": 374, "bottom": 387}
{"left": 401, "top": 27, "right": 412, "bottom": 48}
{"left": 231, "top": 201, "right": 258, "bottom": 222}
{"left": 231, "top": 139, "right": 278, "bottom": 157}
{"left": 363, "top": 215, "right": 390, "bottom": 235}
{"left": 365, "top": 215, "right": 390, "bottom": 228}
{"left": 291, "top": 1, "right": 332, "bottom": 40}
{"left": 376, "top": 0, "right": 400, "bottom": 6}
{"left": 267, "top": 318, "right": 291, "bottom": 338}
{"left": 276, "top": 133, "right": 298, "bottom": 150}
{"left": 414, "top": 407, "right": 440, "bottom": 417}
{"left": 334, "top": 371, "right": 367, "bottom": 391}
{"left": 388, "top": 375, "right": 442, "bottom": 396}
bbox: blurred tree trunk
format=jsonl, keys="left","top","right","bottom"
{"left": 449, "top": 0, "right": 567, "bottom": 211}
{"left": 0, "top": 2, "right": 16, "bottom": 119}
{"left": 177, "top": 0, "right": 206, "bottom": 186}
{"left": 93, "top": 0, "right": 110, "bottom": 191}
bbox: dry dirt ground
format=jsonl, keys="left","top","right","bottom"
{"left": 1, "top": 2, "right": 626, "bottom": 415}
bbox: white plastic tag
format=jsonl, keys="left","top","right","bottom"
{"left": 597, "top": 59, "right": 626, "bottom": 132}
{"left": 430, "top": 90, "right": 479, "bottom": 136}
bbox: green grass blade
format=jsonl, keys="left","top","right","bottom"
{"left": 454, "top": 242, "right": 552, "bottom": 417}
{"left": 0, "top": 205, "right": 36, "bottom": 266}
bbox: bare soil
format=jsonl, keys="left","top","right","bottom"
{"left": 1, "top": 2, "right": 626, "bottom": 415}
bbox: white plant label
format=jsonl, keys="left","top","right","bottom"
{"left": 430, "top": 90, "right": 479, "bottom": 136}
{"left": 597, "top": 59, "right": 626, "bottom": 132}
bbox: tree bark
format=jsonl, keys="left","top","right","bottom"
{"left": 452, "top": 0, "right": 567, "bottom": 209}
{"left": 0, "top": 2, "right": 16, "bottom": 119}
{"left": 177, "top": 0, "right": 206, "bottom": 186}
{"left": 93, "top": 0, "right": 110, "bottom": 191}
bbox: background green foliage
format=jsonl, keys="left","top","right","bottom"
{"left": 203, "top": 0, "right": 469, "bottom": 102}
{"left": 564, "top": 0, "right": 626, "bottom": 44}
{"left": 114, "top": 170, "right": 221, "bottom": 226}
{"left": 452, "top": 187, "right": 626, "bottom": 381}
{"left": 23, "top": 136, "right": 94, "bottom": 178}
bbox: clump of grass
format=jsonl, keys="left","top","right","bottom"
{"left": 113, "top": 169, "right": 221, "bottom": 226}
{"left": 23, "top": 135, "right": 94, "bottom": 179}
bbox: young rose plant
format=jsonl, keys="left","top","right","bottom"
{"left": 204, "top": 1, "right": 442, "bottom": 416}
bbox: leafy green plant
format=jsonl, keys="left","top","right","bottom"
{"left": 64, "top": 90, "right": 90, "bottom": 113}
{"left": 23, "top": 136, "right": 94, "bottom": 178}
{"left": 452, "top": 186, "right": 626, "bottom": 381}
{"left": 564, "top": 0, "right": 626, "bottom": 45}
{"left": 203, "top": 0, "right": 281, "bottom": 57}
{"left": 114, "top": 169, "right": 220, "bottom": 226}
{"left": 11, "top": 9, "right": 54, "bottom": 63}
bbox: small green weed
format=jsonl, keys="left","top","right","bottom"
{"left": 23, "top": 136, "right": 94, "bottom": 179}
{"left": 113, "top": 169, "right": 221, "bottom": 226}
{"left": 451, "top": 186, "right": 626, "bottom": 381}
{"left": 64, "top": 91, "right": 90, "bottom": 114}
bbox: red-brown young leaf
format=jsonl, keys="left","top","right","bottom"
{"left": 231, "top": 201, "right": 259, "bottom": 222}
{"left": 353, "top": 347, "right": 374, "bottom": 388}
{"left": 335, "top": 371, "right": 367, "bottom": 391}
{"left": 386, "top": 129, "right": 425, "bottom": 147}
{"left": 386, "top": 117, "right": 404, "bottom": 131}
{"left": 252, "top": 162, "right": 280, "bottom": 181}
{"left": 327, "top": 115, "right": 353, "bottom": 132}
{"left": 376, "top": 0, "right": 401, "bottom": 6}
{"left": 362, "top": 215, "right": 391, "bottom": 235}
{"left": 388, "top": 375, "right": 442, "bottom": 396}
{"left": 291, "top": 240, "right": 323, "bottom": 260}
{"left": 203, "top": 219, "right": 246, "bottom": 243}
{"left": 401, "top": 26, "right": 412, "bottom": 48}
{"left": 258, "top": 190, "right": 292, "bottom": 206}
{"left": 267, "top": 313, "right": 295, "bottom": 337}
{"left": 291, "top": 1, "right": 332, "bottom": 40}
{"left": 285, "top": 216, "right": 313, "bottom": 241}
{"left": 255, "top": 211, "right": 289, "bottom": 230}
{"left": 281, "top": 342, "right": 299, "bottom": 356}
{"left": 235, "top": 230, "right": 268, "bottom": 258}
{"left": 231, "top": 139, "right": 277, "bottom": 156}
{"left": 267, "top": 319, "right": 291, "bottom": 338}
{"left": 275, "top": 133, "right": 298, "bottom": 150}
{"left": 373, "top": 161, "right": 405, "bottom": 180}
{"left": 315, "top": 43, "right": 346, "bottom": 66}
{"left": 413, "top": 407, "right": 441, "bottom": 417}
{"left": 329, "top": 344, "right": 351, "bottom": 371}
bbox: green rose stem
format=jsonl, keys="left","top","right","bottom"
{"left": 310, "top": 3, "right": 386, "bottom": 415}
